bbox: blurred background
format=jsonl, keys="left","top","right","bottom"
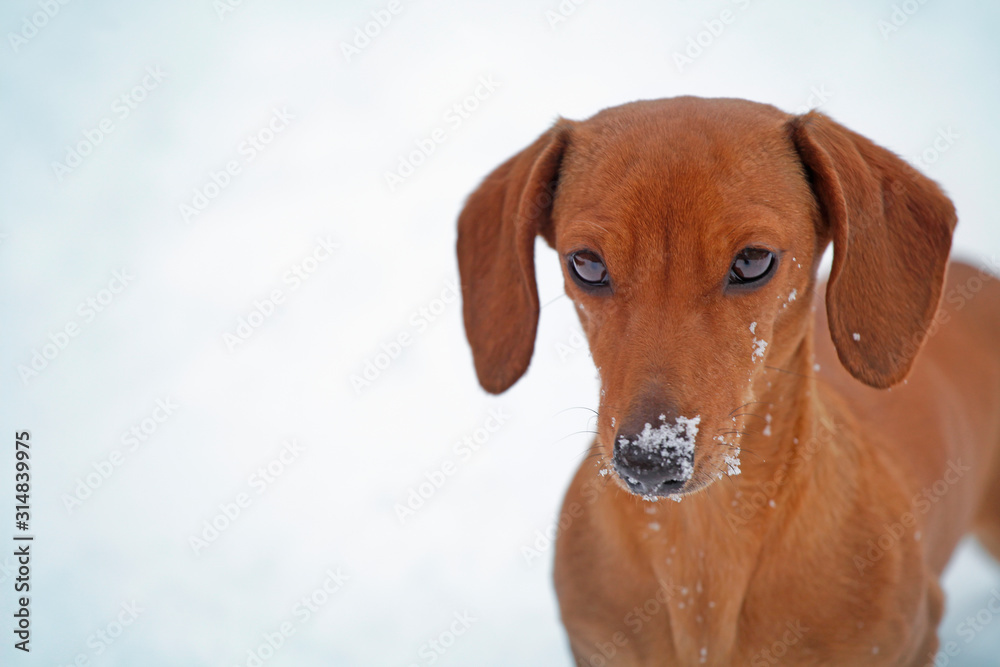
{"left": 2, "top": 0, "right": 999, "bottom": 664}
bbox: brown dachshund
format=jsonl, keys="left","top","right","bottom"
{"left": 456, "top": 96, "right": 1000, "bottom": 666}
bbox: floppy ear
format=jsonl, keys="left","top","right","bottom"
{"left": 790, "top": 112, "right": 957, "bottom": 388}
{"left": 456, "top": 123, "right": 570, "bottom": 394}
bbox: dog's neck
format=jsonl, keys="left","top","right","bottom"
{"left": 730, "top": 325, "right": 831, "bottom": 494}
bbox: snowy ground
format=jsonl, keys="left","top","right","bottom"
{"left": 2, "top": 0, "right": 1000, "bottom": 665}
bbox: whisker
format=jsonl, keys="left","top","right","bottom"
{"left": 728, "top": 401, "right": 774, "bottom": 416}
{"left": 541, "top": 293, "right": 568, "bottom": 309}
{"left": 551, "top": 430, "right": 598, "bottom": 445}
{"left": 730, "top": 412, "right": 767, "bottom": 422}
{"left": 579, "top": 442, "right": 607, "bottom": 466}
{"left": 555, "top": 406, "right": 598, "bottom": 417}
{"left": 764, "top": 364, "right": 830, "bottom": 384}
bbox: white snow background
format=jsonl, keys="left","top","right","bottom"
{"left": 2, "top": 0, "right": 1000, "bottom": 665}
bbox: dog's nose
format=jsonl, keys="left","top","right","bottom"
{"left": 612, "top": 409, "right": 700, "bottom": 497}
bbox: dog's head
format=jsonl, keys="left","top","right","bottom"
{"left": 456, "top": 97, "right": 955, "bottom": 498}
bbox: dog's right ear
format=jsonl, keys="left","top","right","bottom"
{"left": 456, "top": 123, "right": 570, "bottom": 394}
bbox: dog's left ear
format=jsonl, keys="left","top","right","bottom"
{"left": 790, "top": 111, "right": 957, "bottom": 388}
{"left": 456, "top": 123, "right": 570, "bottom": 394}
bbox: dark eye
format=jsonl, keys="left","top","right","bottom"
{"left": 729, "top": 248, "right": 776, "bottom": 286}
{"left": 568, "top": 250, "right": 609, "bottom": 288}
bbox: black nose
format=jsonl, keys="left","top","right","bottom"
{"left": 612, "top": 413, "right": 699, "bottom": 497}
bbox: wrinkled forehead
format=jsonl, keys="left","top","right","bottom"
{"left": 551, "top": 99, "right": 817, "bottom": 250}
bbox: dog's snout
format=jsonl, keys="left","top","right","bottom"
{"left": 612, "top": 405, "right": 700, "bottom": 497}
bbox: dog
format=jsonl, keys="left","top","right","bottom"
{"left": 455, "top": 96, "right": 1000, "bottom": 665}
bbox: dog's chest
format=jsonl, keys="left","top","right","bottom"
{"left": 615, "top": 528, "right": 911, "bottom": 665}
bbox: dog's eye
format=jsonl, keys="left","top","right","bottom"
{"left": 568, "top": 250, "right": 609, "bottom": 288}
{"left": 729, "top": 248, "right": 775, "bottom": 286}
